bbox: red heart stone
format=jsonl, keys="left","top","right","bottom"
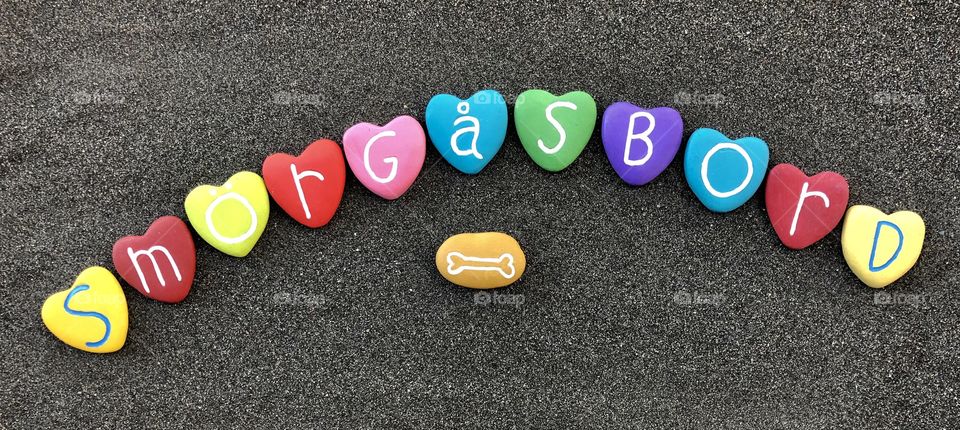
{"left": 112, "top": 216, "right": 196, "bottom": 303}
{"left": 262, "top": 138, "right": 346, "bottom": 228}
{"left": 765, "top": 163, "right": 849, "bottom": 250}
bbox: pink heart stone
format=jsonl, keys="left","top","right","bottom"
{"left": 343, "top": 115, "right": 426, "bottom": 200}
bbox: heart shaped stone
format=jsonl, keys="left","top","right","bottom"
{"left": 683, "top": 128, "right": 770, "bottom": 212}
{"left": 343, "top": 115, "right": 426, "bottom": 200}
{"left": 425, "top": 89, "right": 508, "bottom": 175}
{"left": 765, "top": 164, "right": 849, "bottom": 250}
{"left": 514, "top": 89, "right": 597, "bottom": 172}
{"left": 112, "top": 216, "right": 196, "bottom": 303}
{"left": 41, "top": 266, "right": 128, "bottom": 353}
{"left": 435, "top": 232, "right": 526, "bottom": 289}
{"left": 841, "top": 205, "right": 925, "bottom": 288}
{"left": 184, "top": 171, "right": 270, "bottom": 257}
{"left": 263, "top": 138, "right": 346, "bottom": 228}
{"left": 601, "top": 102, "right": 683, "bottom": 185}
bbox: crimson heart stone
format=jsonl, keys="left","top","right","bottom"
{"left": 765, "top": 163, "right": 849, "bottom": 250}
{"left": 112, "top": 216, "right": 196, "bottom": 303}
{"left": 262, "top": 139, "right": 346, "bottom": 228}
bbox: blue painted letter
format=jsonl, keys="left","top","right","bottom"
{"left": 63, "top": 284, "right": 112, "bottom": 348}
{"left": 868, "top": 221, "right": 904, "bottom": 272}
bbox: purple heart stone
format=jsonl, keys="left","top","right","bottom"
{"left": 601, "top": 102, "right": 684, "bottom": 186}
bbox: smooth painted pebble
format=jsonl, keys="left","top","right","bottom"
{"left": 841, "top": 205, "right": 925, "bottom": 288}
{"left": 184, "top": 171, "right": 270, "bottom": 257}
{"left": 436, "top": 232, "right": 526, "bottom": 289}
{"left": 601, "top": 102, "right": 683, "bottom": 185}
{"left": 263, "top": 138, "right": 346, "bottom": 228}
{"left": 683, "top": 128, "right": 769, "bottom": 213}
{"left": 42, "top": 266, "right": 128, "bottom": 353}
{"left": 343, "top": 115, "right": 426, "bottom": 200}
{"left": 112, "top": 215, "right": 196, "bottom": 303}
{"left": 426, "top": 89, "right": 508, "bottom": 174}
{"left": 765, "top": 163, "right": 849, "bottom": 250}
{"left": 514, "top": 89, "right": 597, "bottom": 172}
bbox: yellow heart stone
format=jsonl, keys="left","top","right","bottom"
{"left": 841, "top": 205, "right": 925, "bottom": 288}
{"left": 184, "top": 171, "right": 269, "bottom": 257}
{"left": 436, "top": 232, "right": 526, "bottom": 289}
{"left": 41, "top": 266, "right": 128, "bottom": 353}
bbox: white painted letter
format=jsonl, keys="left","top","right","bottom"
{"left": 205, "top": 188, "right": 258, "bottom": 244}
{"left": 789, "top": 182, "right": 830, "bottom": 236}
{"left": 624, "top": 111, "right": 655, "bottom": 166}
{"left": 289, "top": 164, "right": 325, "bottom": 220}
{"left": 126, "top": 246, "right": 181, "bottom": 293}
{"left": 701, "top": 142, "right": 754, "bottom": 198}
{"left": 364, "top": 130, "right": 399, "bottom": 184}
{"left": 451, "top": 101, "right": 483, "bottom": 159}
{"left": 538, "top": 101, "right": 578, "bottom": 154}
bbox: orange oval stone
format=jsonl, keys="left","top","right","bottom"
{"left": 435, "top": 232, "right": 526, "bottom": 289}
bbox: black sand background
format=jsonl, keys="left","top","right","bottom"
{"left": 1, "top": 1, "right": 959, "bottom": 428}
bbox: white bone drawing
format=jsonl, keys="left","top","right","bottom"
{"left": 446, "top": 252, "right": 515, "bottom": 279}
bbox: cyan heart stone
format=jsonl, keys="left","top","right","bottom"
{"left": 683, "top": 128, "right": 769, "bottom": 213}
{"left": 425, "top": 89, "right": 508, "bottom": 174}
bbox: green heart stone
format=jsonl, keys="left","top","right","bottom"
{"left": 514, "top": 89, "right": 597, "bottom": 172}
